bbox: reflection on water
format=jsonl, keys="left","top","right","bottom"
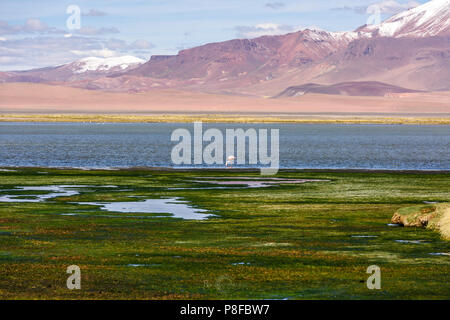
{"left": 0, "top": 185, "right": 119, "bottom": 203}
{"left": 351, "top": 235, "right": 378, "bottom": 238}
{"left": 0, "top": 185, "right": 88, "bottom": 202}
{"left": 395, "top": 240, "right": 428, "bottom": 244}
{"left": 0, "top": 185, "right": 214, "bottom": 220}
{"left": 192, "top": 177, "right": 329, "bottom": 188}
{"left": 78, "top": 198, "right": 214, "bottom": 220}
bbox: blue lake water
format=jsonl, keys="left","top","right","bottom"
{"left": 0, "top": 122, "right": 448, "bottom": 170}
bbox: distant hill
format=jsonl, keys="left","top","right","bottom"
{"left": 274, "top": 81, "right": 421, "bottom": 98}
{"left": 3, "top": 56, "right": 144, "bottom": 83}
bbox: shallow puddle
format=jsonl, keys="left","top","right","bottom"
{"left": 78, "top": 197, "right": 214, "bottom": 220}
{"left": 0, "top": 186, "right": 83, "bottom": 202}
{"left": 0, "top": 185, "right": 117, "bottom": 203}
{"left": 252, "top": 242, "right": 292, "bottom": 247}
{"left": 231, "top": 262, "right": 251, "bottom": 266}
{"left": 395, "top": 240, "right": 428, "bottom": 244}
{"left": 192, "top": 177, "right": 329, "bottom": 188}
{"left": 351, "top": 235, "right": 378, "bottom": 238}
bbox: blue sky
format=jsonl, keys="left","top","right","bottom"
{"left": 0, "top": 0, "right": 427, "bottom": 70}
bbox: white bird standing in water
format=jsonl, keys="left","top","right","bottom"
{"left": 225, "top": 155, "right": 236, "bottom": 168}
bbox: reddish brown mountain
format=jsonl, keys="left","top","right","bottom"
{"left": 122, "top": 29, "right": 360, "bottom": 91}
{"left": 305, "top": 36, "right": 450, "bottom": 91}
{"left": 274, "top": 81, "right": 421, "bottom": 98}
{"left": 109, "top": 0, "right": 449, "bottom": 94}
{"left": 112, "top": 0, "right": 450, "bottom": 94}
{"left": 1, "top": 0, "right": 449, "bottom": 97}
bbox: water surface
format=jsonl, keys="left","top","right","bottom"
{"left": 79, "top": 198, "right": 213, "bottom": 220}
{"left": 0, "top": 122, "right": 448, "bottom": 170}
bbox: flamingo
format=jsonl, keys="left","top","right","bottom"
{"left": 225, "top": 155, "right": 236, "bottom": 168}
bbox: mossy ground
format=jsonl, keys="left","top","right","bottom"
{"left": 0, "top": 168, "right": 449, "bottom": 299}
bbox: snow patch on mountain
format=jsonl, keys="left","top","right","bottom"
{"left": 364, "top": 0, "right": 450, "bottom": 37}
{"left": 72, "top": 56, "right": 145, "bottom": 74}
{"left": 303, "top": 29, "right": 367, "bottom": 43}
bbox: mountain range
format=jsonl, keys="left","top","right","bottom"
{"left": 1, "top": 0, "right": 449, "bottom": 99}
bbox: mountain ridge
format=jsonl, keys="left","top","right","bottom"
{"left": 1, "top": 0, "right": 449, "bottom": 97}
{"left": 1, "top": 55, "right": 145, "bottom": 83}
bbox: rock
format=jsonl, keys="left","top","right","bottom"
{"left": 391, "top": 203, "right": 450, "bottom": 240}
{"left": 391, "top": 205, "right": 437, "bottom": 227}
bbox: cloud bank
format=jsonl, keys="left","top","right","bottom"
{"left": 332, "top": 0, "right": 420, "bottom": 15}
{"left": 235, "top": 23, "right": 303, "bottom": 38}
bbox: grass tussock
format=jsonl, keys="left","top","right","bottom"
{"left": 393, "top": 203, "right": 450, "bottom": 240}
{"left": 434, "top": 204, "right": 450, "bottom": 240}
{"left": 1, "top": 113, "right": 449, "bottom": 124}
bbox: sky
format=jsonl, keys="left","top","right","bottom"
{"left": 0, "top": 0, "right": 427, "bottom": 70}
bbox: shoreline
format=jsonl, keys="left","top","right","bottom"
{"left": 1, "top": 167, "right": 449, "bottom": 174}
{"left": 1, "top": 113, "right": 450, "bottom": 125}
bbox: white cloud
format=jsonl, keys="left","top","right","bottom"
{"left": 24, "top": 18, "right": 48, "bottom": 32}
{"left": 0, "top": 18, "right": 63, "bottom": 35}
{"left": 265, "top": 2, "right": 285, "bottom": 10}
{"left": 75, "top": 27, "right": 120, "bottom": 36}
{"left": 333, "top": 1, "right": 420, "bottom": 15}
{"left": 0, "top": 36, "right": 153, "bottom": 70}
{"left": 82, "top": 9, "right": 108, "bottom": 17}
{"left": 367, "top": 0, "right": 420, "bottom": 14}
{"left": 71, "top": 48, "right": 117, "bottom": 58}
{"left": 0, "top": 56, "right": 16, "bottom": 63}
{"left": 235, "top": 23, "right": 303, "bottom": 38}
{"left": 0, "top": 37, "right": 6, "bottom": 41}
{"left": 0, "top": 18, "right": 119, "bottom": 37}
{"left": 130, "top": 39, "right": 154, "bottom": 49}
{"left": 104, "top": 38, "right": 155, "bottom": 51}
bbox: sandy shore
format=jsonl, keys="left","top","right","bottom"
{"left": 1, "top": 83, "right": 449, "bottom": 124}
{"left": 1, "top": 167, "right": 449, "bottom": 173}
{"left": 0, "top": 82, "right": 449, "bottom": 113}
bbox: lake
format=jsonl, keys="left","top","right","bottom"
{"left": 0, "top": 122, "right": 448, "bottom": 170}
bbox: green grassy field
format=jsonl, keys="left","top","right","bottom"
{"left": 0, "top": 168, "right": 449, "bottom": 299}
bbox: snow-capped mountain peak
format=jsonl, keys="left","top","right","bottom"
{"left": 71, "top": 56, "right": 145, "bottom": 74}
{"left": 299, "top": 28, "right": 365, "bottom": 46}
{"left": 362, "top": 0, "right": 450, "bottom": 37}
